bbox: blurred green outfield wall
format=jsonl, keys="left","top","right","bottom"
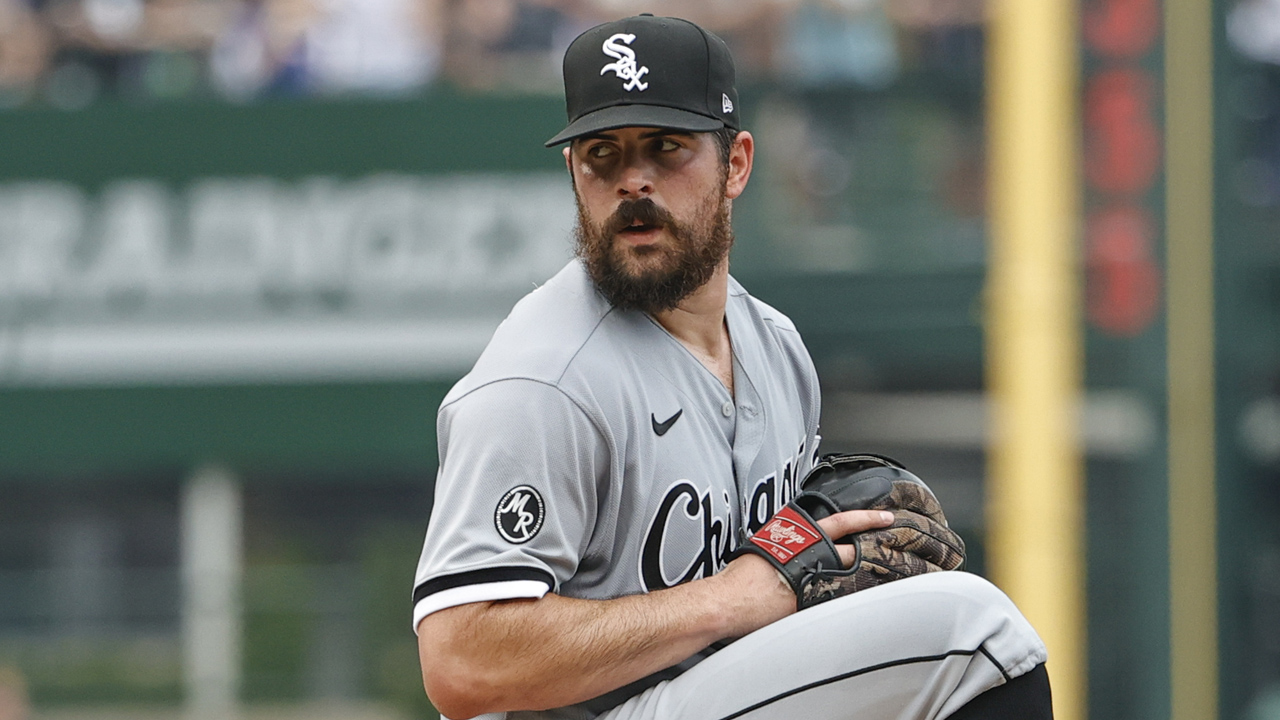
{"left": 0, "top": 94, "right": 569, "bottom": 476}
{"left": 0, "top": 88, "right": 993, "bottom": 477}
{"left": 0, "top": 94, "right": 567, "bottom": 181}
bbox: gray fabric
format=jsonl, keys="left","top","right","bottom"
{"left": 597, "top": 573, "right": 1047, "bottom": 720}
{"left": 451, "top": 574, "right": 1048, "bottom": 720}
{"left": 415, "top": 259, "right": 822, "bottom": 715}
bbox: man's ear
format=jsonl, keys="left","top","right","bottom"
{"left": 725, "top": 131, "right": 755, "bottom": 200}
{"left": 563, "top": 146, "right": 572, "bottom": 174}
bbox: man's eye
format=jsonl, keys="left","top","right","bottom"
{"left": 587, "top": 145, "right": 616, "bottom": 158}
{"left": 659, "top": 138, "right": 680, "bottom": 152}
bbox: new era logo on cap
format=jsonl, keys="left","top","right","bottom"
{"left": 546, "top": 15, "right": 741, "bottom": 146}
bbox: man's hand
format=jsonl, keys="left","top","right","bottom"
{"left": 711, "top": 509, "right": 896, "bottom": 637}
{"left": 737, "top": 453, "right": 967, "bottom": 610}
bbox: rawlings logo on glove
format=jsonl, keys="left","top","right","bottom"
{"left": 754, "top": 507, "right": 822, "bottom": 563}
{"left": 738, "top": 453, "right": 966, "bottom": 610}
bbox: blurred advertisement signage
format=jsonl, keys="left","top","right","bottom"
{"left": 1083, "top": 0, "right": 1163, "bottom": 336}
{"left": 0, "top": 174, "right": 573, "bottom": 385}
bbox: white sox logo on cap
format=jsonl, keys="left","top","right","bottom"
{"left": 600, "top": 33, "right": 649, "bottom": 91}
{"left": 546, "top": 15, "right": 740, "bottom": 146}
{"left": 494, "top": 485, "right": 545, "bottom": 544}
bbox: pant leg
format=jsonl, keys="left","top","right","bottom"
{"left": 947, "top": 662, "right": 1053, "bottom": 720}
{"left": 599, "top": 572, "right": 1047, "bottom": 720}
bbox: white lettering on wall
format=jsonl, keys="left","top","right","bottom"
{"left": 0, "top": 173, "right": 575, "bottom": 385}
{"left": 0, "top": 173, "right": 573, "bottom": 304}
{"left": 0, "top": 182, "right": 86, "bottom": 299}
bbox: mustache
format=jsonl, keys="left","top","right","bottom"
{"left": 608, "top": 198, "right": 675, "bottom": 234}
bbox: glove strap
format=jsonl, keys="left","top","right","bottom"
{"left": 740, "top": 504, "right": 845, "bottom": 608}
{"left": 749, "top": 505, "right": 827, "bottom": 565}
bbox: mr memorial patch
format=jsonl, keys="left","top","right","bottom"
{"left": 495, "top": 485, "right": 545, "bottom": 544}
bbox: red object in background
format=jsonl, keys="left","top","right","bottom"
{"left": 1084, "top": 0, "right": 1159, "bottom": 59}
{"left": 1085, "top": 68, "right": 1162, "bottom": 196}
{"left": 1086, "top": 205, "right": 1162, "bottom": 336}
{"left": 1082, "top": 0, "right": 1163, "bottom": 337}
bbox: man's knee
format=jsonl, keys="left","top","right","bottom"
{"left": 926, "top": 572, "right": 1047, "bottom": 671}
{"left": 887, "top": 571, "right": 1024, "bottom": 623}
{"left": 873, "top": 572, "right": 1047, "bottom": 670}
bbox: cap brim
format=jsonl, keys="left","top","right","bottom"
{"left": 545, "top": 104, "right": 725, "bottom": 147}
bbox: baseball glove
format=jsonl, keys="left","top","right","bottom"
{"left": 739, "top": 453, "right": 966, "bottom": 610}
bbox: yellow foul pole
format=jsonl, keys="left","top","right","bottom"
{"left": 985, "top": 1, "right": 1085, "bottom": 719}
{"left": 1165, "top": 0, "right": 1218, "bottom": 718}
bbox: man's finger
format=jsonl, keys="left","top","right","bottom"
{"left": 816, "top": 509, "right": 894, "bottom": 541}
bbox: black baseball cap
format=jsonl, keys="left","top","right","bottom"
{"left": 545, "top": 14, "right": 740, "bottom": 147}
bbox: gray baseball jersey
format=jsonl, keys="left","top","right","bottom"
{"left": 413, "top": 258, "right": 822, "bottom": 714}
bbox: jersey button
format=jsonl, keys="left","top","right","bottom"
{"left": 721, "top": 400, "right": 733, "bottom": 417}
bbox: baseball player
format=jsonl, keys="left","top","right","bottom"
{"left": 414, "top": 14, "right": 1051, "bottom": 720}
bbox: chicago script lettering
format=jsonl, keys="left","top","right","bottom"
{"left": 640, "top": 483, "right": 732, "bottom": 590}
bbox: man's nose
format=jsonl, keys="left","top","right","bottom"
{"left": 616, "top": 161, "right": 655, "bottom": 198}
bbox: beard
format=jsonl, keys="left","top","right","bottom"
{"left": 573, "top": 184, "right": 734, "bottom": 315}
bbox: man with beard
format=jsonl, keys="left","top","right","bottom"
{"left": 413, "top": 14, "right": 1051, "bottom": 720}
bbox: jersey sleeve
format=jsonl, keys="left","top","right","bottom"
{"left": 412, "top": 378, "right": 608, "bottom": 632}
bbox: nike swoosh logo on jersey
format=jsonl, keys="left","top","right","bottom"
{"left": 651, "top": 409, "right": 683, "bottom": 436}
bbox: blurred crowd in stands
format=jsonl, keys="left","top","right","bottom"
{"left": 0, "top": 0, "right": 983, "bottom": 108}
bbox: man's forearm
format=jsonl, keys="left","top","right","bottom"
{"left": 417, "top": 556, "right": 792, "bottom": 719}
{"left": 417, "top": 509, "right": 889, "bottom": 719}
